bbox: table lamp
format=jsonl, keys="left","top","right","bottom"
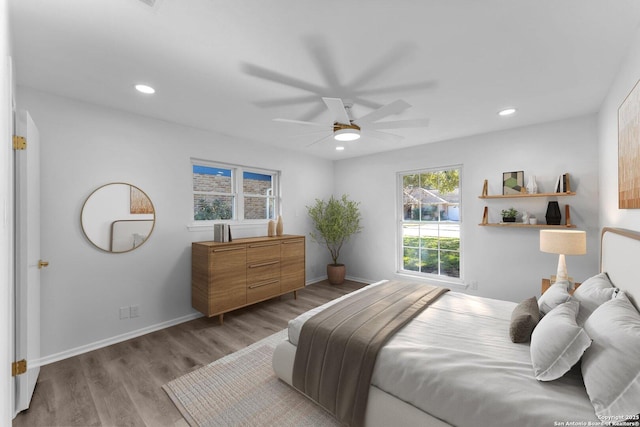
{"left": 539, "top": 230, "right": 586, "bottom": 283}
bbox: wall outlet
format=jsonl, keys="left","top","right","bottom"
{"left": 130, "top": 304, "right": 140, "bottom": 318}
{"left": 119, "top": 306, "right": 130, "bottom": 319}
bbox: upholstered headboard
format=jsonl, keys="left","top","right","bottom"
{"left": 601, "top": 227, "right": 640, "bottom": 307}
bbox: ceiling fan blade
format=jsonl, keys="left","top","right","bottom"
{"left": 254, "top": 94, "right": 321, "bottom": 108}
{"left": 368, "top": 119, "right": 430, "bottom": 130}
{"left": 347, "top": 43, "right": 415, "bottom": 89}
{"left": 242, "top": 63, "right": 326, "bottom": 94}
{"left": 362, "top": 129, "right": 404, "bottom": 143}
{"left": 273, "top": 118, "right": 330, "bottom": 128}
{"left": 357, "top": 81, "right": 436, "bottom": 96}
{"left": 306, "top": 133, "right": 334, "bottom": 147}
{"left": 305, "top": 36, "right": 341, "bottom": 90}
{"left": 299, "top": 102, "right": 329, "bottom": 122}
{"left": 322, "top": 97, "right": 351, "bottom": 124}
{"left": 354, "top": 100, "right": 411, "bottom": 124}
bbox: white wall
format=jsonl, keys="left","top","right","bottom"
{"left": 598, "top": 27, "right": 640, "bottom": 230}
{"left": 1, "top": 0, "right": 13, "bottom": 422}
{"left": 17, "top": 87, "right": 334, "bottom": 362}
{"left": 335, "top": 115, "right": 600, "bottom": 303}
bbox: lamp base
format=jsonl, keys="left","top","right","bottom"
{"left": 550, "top": 275, "right": 574, "bottom": 284}
{"left": 555, "top": 253, "right": 569, "bottom": 283}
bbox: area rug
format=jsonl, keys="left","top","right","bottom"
{"left": 163, "top": 329, "right": 339, "bottom": 427}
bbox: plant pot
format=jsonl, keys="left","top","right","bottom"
{"left": 327, "top": 263, "right": 346, "bottom": 285}
{"left": 502, "top": 217, "right": 516, "bottom": 223}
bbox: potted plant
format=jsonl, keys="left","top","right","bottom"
{"left": 307, "top": 195, "right": 363, "bottom": 285}
{"left": 501, "top": 208, "right": 518, "bottom": 223}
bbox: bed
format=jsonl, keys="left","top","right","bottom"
{"left": 272, "top": 227, "right": 640, "bottom": 427}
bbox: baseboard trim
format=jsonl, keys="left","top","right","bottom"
{"left": 36, "top": 277, "right": 375, "bottom": 367}
{"left": 35, "top": 312, "right": 204, "bottom": 367}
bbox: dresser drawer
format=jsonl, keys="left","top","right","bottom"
{"left": 247, "top": 241, "right": 280, "bottom": 263}
{"left": 247, "top": 279, "right": 280, "bottom": 303}
{"left": 247, "top": 259, "right": 280, "bottom": 284}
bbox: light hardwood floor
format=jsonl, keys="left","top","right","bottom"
{"left": 13, "top": 279, "right": 367, "bottom": 427}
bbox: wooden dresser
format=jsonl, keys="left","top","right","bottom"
{"left": 191, "top": 235, "right": 305, "bottom": 323}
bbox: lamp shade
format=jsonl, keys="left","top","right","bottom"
{"left": 539, "top": 230, "right": 587, "bottom": 255}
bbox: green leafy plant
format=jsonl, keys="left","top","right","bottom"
{"left": 194, "top": 198, "right": 232, "bottom": 221}
{"left": 307, "top": 195, "right": 363, "bottom": 265}
{"left": 500, "top": 208, "right": 518, "bottom": 218}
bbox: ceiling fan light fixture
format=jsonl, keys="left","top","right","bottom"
{"left": 333, "top": 123, "right": 361, "bottom": 141}
{"left": 336, "top": 146, "right": 345, "bottom": 151}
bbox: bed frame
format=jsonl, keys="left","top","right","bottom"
{"left": 601, "top": 227, "right": 640, "bottom": 307}
{"left": 273, "top": 227, "right": 640, "bottom": 427}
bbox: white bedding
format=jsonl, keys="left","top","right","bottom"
{"left": 286, "top": 281, "right": 600, "bottom": 426}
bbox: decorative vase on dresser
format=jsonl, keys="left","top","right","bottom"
{"left": 276, "top": 215, "right": 284, "bottom": 236}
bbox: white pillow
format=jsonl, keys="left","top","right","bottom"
{"left": 530, "top": 300, "right": 591, "bottom": 381}
{"left": 572, "top": 272, "right": 616, "bottom": 325}
{"left": 538, "top": 280, "right": 572, "bottom": 315}
{"left": 582, "top": 293, "right": 640, "bottom": 421}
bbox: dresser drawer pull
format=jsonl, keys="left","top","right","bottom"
{"left": 282, "top": 240, "right": 304, "bottom": 245}
{"left": 248, "top": 279, "right": 279, "bottom": 289}
{"left": 248, "top": 260, "right": 280, "bottom": 268}
{"left": 248, "top": 242, "right": 280, "bottom": 248}
{"left": 212, "top": 246, "right": 245, "bottom": 253}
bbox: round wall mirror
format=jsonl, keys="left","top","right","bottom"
{"left": 81, "top": 183, "right": 155, "bottom": 253}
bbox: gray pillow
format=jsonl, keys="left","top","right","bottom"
{"left": 538, "top": 280, "right": 572, "bottom": 315}
{"left": 572, "top": 272, "right": 616, "bottom": 325}
{"left": 582, "top": 292, "right": 640, "bottom": 420}
{"left": 510, "top": 296, "right": 540, "bottom": 343}
{"left": 531, "top": 300, "right": 592, "bottom": 381}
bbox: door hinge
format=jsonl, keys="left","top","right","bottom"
{"left": 13, "top": 135, "right": 26, "bottom": 150}
{"left": 12, "top": 359, "right": 27, "bottom": 377}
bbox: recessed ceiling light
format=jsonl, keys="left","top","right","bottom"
{"left": 336, "top": 146, "right": 345, "bottom": 151}
{"left": 498, "top": 108, "right": 517, "bottom": 116}
{"left": 135, "top": 84, "right": 155, "bottom": 94}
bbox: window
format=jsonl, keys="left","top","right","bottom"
{"left": 399, "top": 166, "right": 461, "bottom": 280}
{"left": 192, "top": 160, "right": 279, "bottom": 222}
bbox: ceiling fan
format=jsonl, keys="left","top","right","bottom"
{"left": 274, "top": 97, "right": 430, "bottom": 146}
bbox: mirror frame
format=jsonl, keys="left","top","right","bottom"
{"left": 80, "top": 182, "right": 156, "bottom": 253}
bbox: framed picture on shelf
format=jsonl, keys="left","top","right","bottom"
{"left": 503, "top": 171, "right": 524, "bottom": 195}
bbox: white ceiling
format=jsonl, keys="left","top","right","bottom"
{"left": 9, "top": 0, "right": 640, "bottom": 159}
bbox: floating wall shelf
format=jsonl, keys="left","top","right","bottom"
{"left": 478, "top": 176, "right": 577, "bottom": 228}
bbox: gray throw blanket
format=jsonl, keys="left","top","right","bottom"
{"left": 292, "top": 280, "right": 449, "bottom": 427}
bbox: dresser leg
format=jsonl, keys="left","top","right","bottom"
{"left": 219, "top": 313, "right": 224, "bottom": 325}
{"left": 293, "top": 290, "right": 297, "bottom": 299}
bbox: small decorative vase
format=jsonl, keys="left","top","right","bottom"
{"left": 276, "top": 215, "right": 283, "bottom": 236}
{"left": 521, "top": 211, "right": 529, "bottom": 224}
{"left": 267, "top": 220, "right": 275, "bottom": 237}
{"left": 545, "top": 201, "right": 562, "bottom": 225}
{"left": 526, "top": 175, "right": 538, "bottom": 194}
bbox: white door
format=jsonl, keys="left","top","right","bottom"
{"left": 14, "top": 110, "right": 42, "bottom": 413}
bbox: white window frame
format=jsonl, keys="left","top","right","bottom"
{"left": 397, "top": 165, "right": 463, "bottom": 286}
{"left": 189, "top": 158, "right": 280, "bottom": 229}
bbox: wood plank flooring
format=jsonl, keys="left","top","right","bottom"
{"left": 13, "top": 280, "right": 367, "bottom": 427}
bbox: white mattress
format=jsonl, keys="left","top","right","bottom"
{"left": 287, "top": 281, "right": 600, "bottom": 426}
